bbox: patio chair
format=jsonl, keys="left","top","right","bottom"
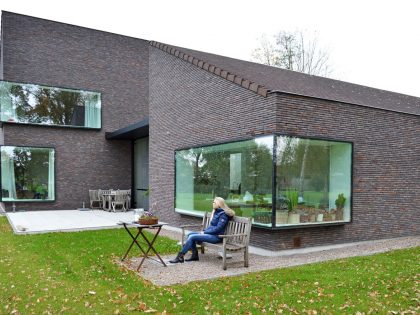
{"left": 89, "top": 190, "right": 102, "bottom": 209}
{"left": 111, "top": 191, "right": 126, "bottom": 212}
{"left": 125, "top": 189, "right": 131, "bottom": 210}
{"left": 119, "top": 189, "right": 131, "bottom": 210}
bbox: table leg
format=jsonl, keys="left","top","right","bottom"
{"left": 121, "top": 224, "right": 147, "bottom": 261}
{"left": 136, "top": 226, "right": 167, "bottom": 270}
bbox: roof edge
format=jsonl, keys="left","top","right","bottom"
{"left": 149, "top": 41, "right": 270, "bottom": 98}
{"left": 269, "top": 90, "right": 420, "bottom": 117}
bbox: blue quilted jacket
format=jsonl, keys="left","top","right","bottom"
{"left": 203, "top": 208, "right": 230, "bottom": 236}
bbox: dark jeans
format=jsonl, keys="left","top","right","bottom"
{"left": 180, "top": 232, "right": 221, "bottom": 255}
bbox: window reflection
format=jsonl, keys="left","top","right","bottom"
{"left": 0, "top": 81, "right": 101, "bottom": 128}
{"left": 175, "top": 136, "right": 274, "bottom": 226}
{"left": 1, "top": 146, "right": 55, "bottom": 202}
{"left": 175, "top": 135, "right": 352, "bottom": 228}
{"left": 276, "top": 137, "right": 351, "bottom": 226}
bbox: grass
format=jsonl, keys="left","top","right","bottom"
{"left": 0, "top": 216, "right": 418, "bottom": 314}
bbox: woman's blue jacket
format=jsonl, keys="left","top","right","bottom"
{"left": 203, "top": 208, "right": 230, "bottom": 236}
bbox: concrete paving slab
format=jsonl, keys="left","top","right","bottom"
{"left": 6, "top": 209, "right": 136, "bottom": 234}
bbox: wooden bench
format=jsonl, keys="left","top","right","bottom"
{"left": 181, "top": 212, "right": 252, "bottom": 270}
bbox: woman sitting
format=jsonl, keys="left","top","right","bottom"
{"left": 169, "top": 197, "right": 235, "bottom": 263}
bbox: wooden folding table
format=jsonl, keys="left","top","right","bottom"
{"left": 119, "top": 222, "right": 167, "bottom": 270}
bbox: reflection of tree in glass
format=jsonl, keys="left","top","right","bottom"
{"left": 12, "top": 148, "right": 32, "bottom": 192}
{"left": 12, "top": 148, "right": 49, "bottom": 198}
{"left": 11, "top": 84, "right": 84, "bottom": 125}
{"left": 242, "top": 142, "right": 272, "bottom": 194}
{"left": 277, "top": 137, "right": 330, "bottom": 207}
{"left": 196, "top": 141, "right": 272, "bottom": 198}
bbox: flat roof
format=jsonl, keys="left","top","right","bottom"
{"left": 105, "top": 118, "right": 149, "bottom": 140}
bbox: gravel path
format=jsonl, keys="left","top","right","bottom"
{"left": 119, "top": 229, "right": 420, "bottom": 286}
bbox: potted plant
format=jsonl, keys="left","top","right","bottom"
{"left": 139, "top": 202, "right": 159, "bottom": 225}
{"left": 275, "top": 196, "right": 289, "bottom": 224}
{"left": 34, "top": 184, "right": 47, "bottom": 199}
{"left": 335, "top": 193, "right": 346, "bottom": 221}
{"left": 139, "top": 211, "right": 159, "bottom": 225}
{"left": 285, "top": 189, "right": 300, "bottom": 224}
{"left": 276, "top": 210, "right": 289, "bottom": 224}
{"left": 316, "top": 210, "right": 324, "bottom": 222}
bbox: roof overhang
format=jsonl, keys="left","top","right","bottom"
{"left": 105, "top": 118, "right": 149, "bottom": 140}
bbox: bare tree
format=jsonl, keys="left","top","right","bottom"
{"left": 251, "top": 30, "right": 332, "bottom": 77}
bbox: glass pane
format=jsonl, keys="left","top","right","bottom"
{"left": 0, "top": 80, "right": 101, "bottom": 128}
{"left": 275, "top": 136, "right": 351, "bottom": 226}
{"left": 175, "top": 136, "right": 274, "bottom": 226}
{"left": 1, "top": 146, "right": 55, "bottom": 202}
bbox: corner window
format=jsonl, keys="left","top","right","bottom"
{"left": 275, "top": 136, "right": 352, "bottom": 226}
{"left": 1, "top": 146, "right": 55, "bottom": 202}
{"left": 0, "top": 80, "right": 101, "bottom": 128}
{"left": 175, "top": 135, "right": 352, "bottom": 228}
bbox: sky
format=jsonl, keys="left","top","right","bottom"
{"left": 1, "top": 0, "right": 420, "bottom": 97}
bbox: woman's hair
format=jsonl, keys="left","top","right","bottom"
{"left": 214, "top": 196, "right": 235, "bottom": 217}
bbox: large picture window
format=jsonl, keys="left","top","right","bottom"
{"left": 275, "top": 136, "right": 352, "bottom": 227}
{"left": 176, "top": 136, "right": 274, "bottom": 225}
{"left": 0, "top": 81, "right": 101, "bottom": 128}
{"left": 1, "top": 146, "right": 55, "bottom": 202}
{"left": 175, "top": 135, "right": 352, "bottom": 228}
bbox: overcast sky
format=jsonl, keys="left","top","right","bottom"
{"left": 2, "top": 0, "right": 420, "bottom": 97}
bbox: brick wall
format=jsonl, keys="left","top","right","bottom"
{"left": 149, "top": 47, "right": 277, "bottom": 227}
{"left": 149, "top": 47, "right": 419, "bottom": 250}
{"left": 1, "top": 12, "right": 149, "bottom": 210}
{"left": 262, "top": 93, "right": 419, "bottom": 249}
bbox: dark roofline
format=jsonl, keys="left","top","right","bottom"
{"left": 105, "top": 118, "right": 149, "bottom": 140}
{"left": 270, "top": 90, "right": 420, "bottom": 117}
{"left": 149, "top": 41, "right": 269, "bottom": 97}
{"left": 150, "top": 41, "right": 419, "bottom": 117}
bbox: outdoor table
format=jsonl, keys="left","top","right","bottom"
{"left": 118, "top": 222, "right": 167, "bottom": 270}
{"left": 101, "top": 191, "right": 116, "bottom": 211}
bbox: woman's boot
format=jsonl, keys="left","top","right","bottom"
{"left": 169, "top": 252, "right": 184, "bottom": 263}
{"left": 185, "top": 248, "right": 199, "bottom": 262}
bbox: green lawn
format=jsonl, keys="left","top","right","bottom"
{"left": 0, "top": 216, "right": 418, "bottom": 314}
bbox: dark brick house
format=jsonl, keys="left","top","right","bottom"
{"left": 1, "top": 12, "right": 418, "bottom": 250}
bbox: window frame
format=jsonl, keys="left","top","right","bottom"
{"left": 0, "top": 80, "right": 102, "bottom": 130}
{"left": 173, "top": 133, "right": 353, "bottom": 229}
{"left": 273, "top": 133, "right": 354, "bottom": 229}
{"left": 0, "top": 145, "right": 56, "bottom": 203}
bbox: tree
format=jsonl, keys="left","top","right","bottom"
{"left": 251, "top": 30, "right": 332, "bottom": 77}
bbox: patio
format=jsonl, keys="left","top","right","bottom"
{"left": 5, "top": 209, "right": 135, "bottom": 234}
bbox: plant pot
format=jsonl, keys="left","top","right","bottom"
{"left": 300, "top": 214, "right": 310, "bottom": 223}
{"left": 276, "top": 211, "right": 289, "bottom": 224}
{"left": 139, "top": 217, "right": 159, "bottom": 225}
{"left": 323, "top": 213, "right": 332, "bottom": 221}
{"left": 336, "top": 208, "right": 343, "bottom": 221}
{"left": 309, "top": 214, "right": 316, "bottom": 222}
{"left": 288, "top": 213, "right": 300, "bottom": 224}
{"left": 316, "top": 214, "right": 323, "bottom": 222}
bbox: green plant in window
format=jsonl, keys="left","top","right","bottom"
{"left": 335, "top": 193, "right": 346, "bottom": 210}
{"left": 285, "top": 189, "right": 298, "bottom": 212}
